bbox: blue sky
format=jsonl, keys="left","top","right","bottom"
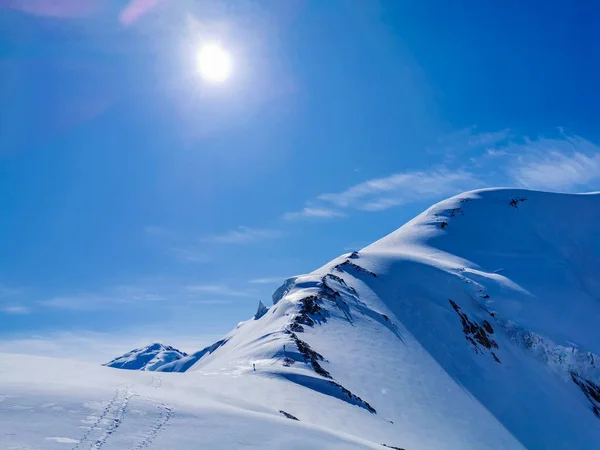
{"left": 1, "top": 0, "right": 599, "bottom": 361}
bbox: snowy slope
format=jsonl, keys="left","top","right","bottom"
{"left": 2, "top": 188, "right": 600, "bottom": 449}
{"left": 104, "top": 343, "right": 187, "bottom": 371}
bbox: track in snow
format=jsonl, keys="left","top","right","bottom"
{"left": 72, "top": 387, "right": 132, "bottom": 450}
{"left": 131, "top": 402, "right": 173, "bottom": 449}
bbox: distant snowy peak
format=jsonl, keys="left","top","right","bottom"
{"left": 104, "top": 343, "right": 188, "bottom": 371}
{"left": 156, "top": 339, "right": 227, "bottom": 372}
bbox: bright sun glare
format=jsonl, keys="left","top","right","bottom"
{"left": 196, "top": 42, "right": 233, "bottom": 83}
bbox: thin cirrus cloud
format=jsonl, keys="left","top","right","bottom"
{"left": 1, "top": 305, "right": 30, "bottom": 315}
{"left": 168, "top": 247, "right": 210, "bottom": 264}
{"left": 38, "top": 282, "right": 254, "bottom": 312}
{"left": 248, "top": 276, "right": 287, "bottom": 285}
{"left": 40, "top": 295, "right": 130, "bottom": 311}
{"left": 144, "top": 227, "right": 209, "bottom": 264}
{"left": 431, "top": 126, "right": 511, "bottom": 156}
{"left": 318, "top": 169, "right": 482, "bottom": 212}
{"left": 282, "top": 207, "right": 346, "bottom": 221}
{"left": 203, "top": 226, "right": 283, "bottom": 245}
{"left": 39, "top": 285, "right": 166, "bottom": 311}
{"left": 506, "top": 135, "right": 600, "bottom": 191}
{"left": 0, "top": 284, "right": 29, "bottom": 314}
{"left": 293, "top": 131, "right": 600, "bottom": 216}
{"left": 185, "top": 284, "right": 253, "bottom": 298}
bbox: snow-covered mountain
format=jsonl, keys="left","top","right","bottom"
{"left": 2, "top": 188, "right": 600, "bottom": 449}
{"left": 103, "top": 343, "right": 187, "bottom": 371}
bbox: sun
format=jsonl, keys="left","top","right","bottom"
{"left": 196, "top": 42, "right": 233, "bottom": 83}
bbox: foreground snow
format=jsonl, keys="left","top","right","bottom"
{"left": 0, "top": 354, "right": 378, "bottom": 449}
{"left": 3, "top": 188, "right": 600, "bottom": 449}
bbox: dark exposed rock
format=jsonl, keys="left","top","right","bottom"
{"left": 282, "top": 357, "right": 296, "bottom": 367}
{"left": 324, "top": 273, "right": 358, "bottom": 296}
{"left": 482, "top": 320, "right": 494, "bottom": 334}
{"left": 324, "top": 273, "right": 346, "bottom": 286}
{"left": 287, "top": 331, "right": 332, "bottom": 378}
{"left": 294, "top": 313, "right": 315, "bottom": 327}
{"left": 288, "top": 295, "right": 328, "bottom": 333}
{"left": 449, "top": 299, "right": 500, "bottom": 362}
{"left": 334, "top": 260, "right": 377, "bottom": 278}
{"left": 571, "top": 372, "right": 600, "bottom": 419}
{"left": 509, "top": 197, "right": 527, "bottom": 208}
{"left": 349, "top": 251, "right": 360, "bottom": 259}
{"left": 291, "top": 295, "right": 328, "bottom": 332}
{"left": 320, "top": 280, "right": 341, "bottom": 299}
{"left": 329, "top": 380, "right": 376, "bottom": 414}
{"left": 440, "top": 221, "right": 448, "bottom": 229}
{"left": 288, "top": 322, "right": 305, "bottom": 333}
{"left": 480, "top": 294, "right": 490, "bottom": 299}
{"left": 299, "top": 296, "right": 324, "bottom": 315}
{"left": 279, "top": 410, "right": 299, "bottom": 420}
{"left": 382, "top": 445, "right": 406, "bottom": 450}
{"left": 450, "top": 207, "right": 464, "bottom": 217}
{"left": 382, "top": 314, "right": 390, "bottom": 322}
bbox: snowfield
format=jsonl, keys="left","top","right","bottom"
{"left": 2, "top": 188, "right": 600, "bottom": 449}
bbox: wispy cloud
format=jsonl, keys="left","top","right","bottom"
{"left": 0, "top": 287, "right": 21, "bottom": 298}
{"left": 271, "top": 130, "right": 599, "bottom": 221}
{"left": 465, "top": 129, "right": 511, "bottom": 148}
{"left": 432, "top": 126, "right": 511, "bottom": 155}
{"left": 40, "top": 295, "right": 126, "bottom": 311}
{"left": 168, "top": 247, "right": 209, "bottom": 263}
{"left": 0, "top": 285, "right": 30, "bottom": 314}
{"left": 187, "top": 299, "right": 233, "bottom": 305}
{"left": 39, "top": 285, "right": 165, "bottom": 311}
{"left": 318, "top": 169, "right": 482, "bottom": 211}
{"left": 486, "top": 149, "right": 508, "bottom": 157}
{"left": 513, "top": 152, "right": 600, "bottom": 191}
{"left": 144, "top": 225, "right": 171, "bottom": 236}
{"left": 1, "top": 305, "right": 30, "bottom": 315}
{"left": 464, "top": 132, "right": 600, "bottom": 191}
{"left": 144, "top": 227, "right": 209, "bottom": 263}
{"left": 36, "top": 279, "right": 257, "bottom": 312}
{"left": 185, "top": 284, "right": 253, "bottom": 298}
{"left": 203, "top": 226, "right": 283, "bottom": 244}
{"left": 248, "top": 276, "right": 287, "bottom": 285}
{"left": 283, "top": 207, "right": 345, "bottom": 221}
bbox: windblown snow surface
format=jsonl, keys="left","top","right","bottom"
{"left": 2, "top": 188, "right": 600, "bottom": 449}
